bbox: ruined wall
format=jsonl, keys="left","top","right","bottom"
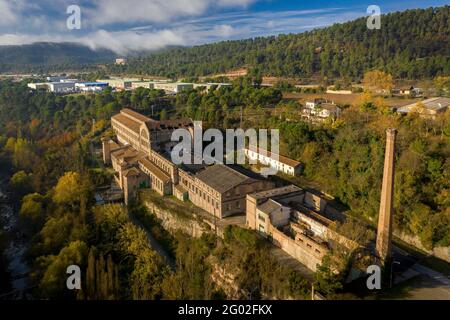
{"left": 395, "top": 231, "right": 450, "bottom": 263}
{"left": 143, "top": 200, "right": 210, "bottom": 238}
{"left": 269, "top": 224, "right": 323, "bottom": 272}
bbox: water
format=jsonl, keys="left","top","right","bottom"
{"left": 0, "top": 187, "right": 29, "bottom": 295}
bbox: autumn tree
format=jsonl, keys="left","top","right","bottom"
{"left": 363, "top": 70, "right": 394, "bottom": 94}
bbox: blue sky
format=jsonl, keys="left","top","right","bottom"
{"left": 0, "top": 0, "right": 448, "bottom": 54}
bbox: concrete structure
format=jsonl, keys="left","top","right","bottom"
{"left": 131, "top": 81, "right": 155, "bottom": 90}
{"left": 75, "top": 82, "right": 108, "bottom": 92}
{"left": 47, "top": 82, "right": 75, "bottom": 93}
{"left": 97, "top": 79, "right": 132, "bottom": 90}
{"left": 153, "top": 82, "right": 193, "bottom": 93}
{"left": 178, "top": 164, "right": 274, "bottom": 219}
{"left": 244, "top": 146, "right": 302, "bottom": 176}
{"left": 193, "top": 83, "right": 232, "bottom": 91}
{"left": 246, "top": 185, "right": 347, "bottom": 271}
{"left": 27, "top": 83, "right": 49, "bottom": 91}
{"left": 396, "top": 97, "right": 450, "bottom": 119}
{"left": 376, "top": 129, "right": 397, "bottom": 264}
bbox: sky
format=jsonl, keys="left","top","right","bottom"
{"left": 0, "top": 0, "right": 448, "bottom": 54}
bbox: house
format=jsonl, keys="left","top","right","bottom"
{"left": 244, "top": 146, "right": 302, "bottom": 176}
{"left": 302, "top": 99, "right": 341, "bottom": 121}
{"left": 396, "top": 97, "right": 450, "bottom": 119}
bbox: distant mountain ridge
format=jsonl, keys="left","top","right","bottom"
{"left": 0, "top": 42, "right": 117, "bottom": 73}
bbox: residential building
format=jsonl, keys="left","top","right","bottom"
{"left": 302, "top": 99, "right": 341, "bottom": 121}
{"left": 396, "top": 97, "right": 450, "bottom": 118}
{"left": 244, "top": 146, "right": 302, "bottom": 176}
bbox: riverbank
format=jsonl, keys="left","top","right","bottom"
{"left": 0, "top": 174, "right": 30, "bottom": 299}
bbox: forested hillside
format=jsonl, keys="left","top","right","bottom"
{"left": 110, "top": 6, "right": 450, "bottom": 80}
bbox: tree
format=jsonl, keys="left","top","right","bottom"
{"left": 39, "top": 240, "right": 88, "bottom": 298}
{"left": 362, "top": 70, "right": 394, "bottom": 94}
{"left": 53, "top": 172, "right": 85, "bottom": 205}
{"left": 19, "top": 193, "right": 45, "bottom": 227}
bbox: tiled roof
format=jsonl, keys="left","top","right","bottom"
{"left": 195, "top": 164, "right": 252, "bottom": 193}
{"left": 139, "top": 158, "right": 171, "bottom": 183}
{"left": 258, "top": 199, "right": 283, "bottom": 215}
{"left": 112, "top": 113, "right": 142, "bottom": 134}
{"left": 121, "top": 108, "right": 152, "bottom": 123}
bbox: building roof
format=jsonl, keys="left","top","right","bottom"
{"left": 248, "top": 185, "right": 303, "bottom": 201}
{"left": 397, "top": 97, "right": 450, "bottom": 113}
{"left": 111, "top": 146, "right": 145, "bottom": 165}
{"left": 121, "top": 108, "right": 153, "bottom": 123}
{"left": 139, "top": 158, "right": 171, "bottom": 183}
{"left": 112, "top": 113, "right": 142, "bottom": 135}
{"left": 195, "top": 164, "right": 253, "bottom": 193}
{"left": 247, "top": 145, "right": 301, "bottom": 168}
{"left": 258, "top": 199, "right": 283, "bottom": 215}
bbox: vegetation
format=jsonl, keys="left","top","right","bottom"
{"left": 110, "top": 7, "right": 450, "bottom": 80}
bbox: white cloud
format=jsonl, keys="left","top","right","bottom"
{"left": 0, "top": 0, "right": 18, "bottom": 26}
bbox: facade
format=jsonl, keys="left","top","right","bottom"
{"left": 153, "top": 82, "right": 194, "bottom": 93}
{"left": 48, "top": 82, "right": 75, "bottom": 93}
{"left": 246, "top": 185, "right": 347, "bottom": 271}
{"left": 244, "top": 146, "right": 302, "bottom": 176}
{"left": 75, "top": 82, "right": 108, "bottom": 92}
{"left": 103, "top": 108, "right": 273, "bottom": 217}
{"left": 178, "top": 164, "right": 274, "bottom": 219}
{"left": 97, "top": 79, "right": 132, "bottom": 90}
{"left": 27, "top": 83, "right": 49, "bottom": 91}
{"left": 396, "top": 97, "right": 450, "bottom": 118}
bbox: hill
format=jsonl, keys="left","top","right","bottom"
{"left": 109, "top": 6, "right": 450, "bottom": 80}
{"left": 0, "top": 42, "right": 117, "bottom": 73}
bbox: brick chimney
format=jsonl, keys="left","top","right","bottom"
{"left": 376, "top": 128, "right": 397, "bottom": 263}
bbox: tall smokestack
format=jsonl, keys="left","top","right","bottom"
{"left": 376, "top": 128, "right": 397, "bottom": 263}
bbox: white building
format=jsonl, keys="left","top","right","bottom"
{"left": 27, "top": 83, "right": 49, "bottom": 90}
{"left": 46, "top": 76, "right": 66, "bottom": 82}
{"left": 244, "top": 146, "right": 302, "bottom": 176}
{"left": 48, "top": 82, "right": 75, "bottom": 93}
{"left": 153, "top": 82, "right": 193, "bottom": 93}
{"left": 303, "top": 99, "right": 341, "bottom": 121}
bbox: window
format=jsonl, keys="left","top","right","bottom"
{"left": 258, "top": 214, "right": 265, "bottom": 222}
{"left": 258, "top": 224, "right": 265, "bottom": 233}
{"left": 236, "top": 201, "right": 240, "bottom": 208}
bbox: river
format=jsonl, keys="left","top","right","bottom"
{"left": 0, "top": 181, "right": 29, "bottom": 298}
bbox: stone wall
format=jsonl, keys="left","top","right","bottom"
{"left": 269, "top": 224, "right": 323, "bottom": 272}
{"left": 395, "top": 231, "right": 450, "bottom": 263}
{"left": 143, "top": 200, "right": 210, "bottom": 238}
